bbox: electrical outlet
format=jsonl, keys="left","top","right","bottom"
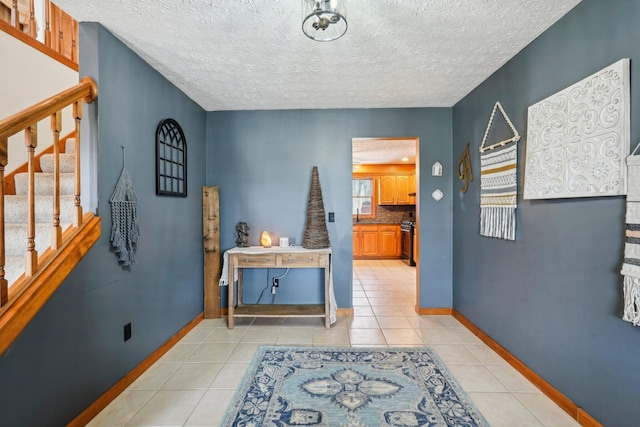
{"left": 124, "top": 323, "right": 132, "bottom": 341}
{"left": 328, "top": 212, "right": 335, "bottom": 222}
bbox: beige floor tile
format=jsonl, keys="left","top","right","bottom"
{"left": 229, "top": 343, "right": 263, "bottom": 363}
{"left": 347, "top": 316, "right": 380, "bottom": 329}
{"left": 313, "top": 328, "right": 350, "bottom": 346}
{"left": 240, "top": 328, "right": 280, "bottom": 343}
{"left": 349, "top": 329, "right": 387, "bottom": 346}
{"left": 430, "top": 344, "right": 482, "bottom": 364}
{"left": 87, "top": 390, "right": 155, "bottom": 427}
{"left": 209, "top": 363, "right": 250, "bottom": 389}
{"left": 376, "top": 316, "right": 413, "bottom": 329}
{"left": 467, "top": 392, "right": 545, "bottom": 427}
{"left": 180, "top": 327, "right": 214, "bottom": 343}
{"left": 407, "top": 316, "right": 444, "bottom": 329}
{"left": 185, "top": 389, "right": 236, "bottom": 426}
{"left": 487, "top": 364, "right": 542, "bottom": 393}
{"left": 251, "top": 317, "right": 285, "bottom": 327}
{"left": 449, "top": 327, "right": 484, "bottom": 344}
{"left": 158, "top": 343, "right": 199, "bottom": 363}
{"left": 367, "top": 297, "right": 396, "bottom": 306}
{"left": 418, "top": 328, "right": 462, "bottom": 344}
{"left": 352, "top": 290, "right": 366, "bottom": 298}
{"left": 330, "top": 316, "right": 349, "bottom": 329}
{"left": 352, "top": 297, "right": 369, "bottom": 306}
{"left": 433, "top": 315, "right": 464, "bottom": 328}
{"left": 372, "top": 305, "right": 405, "bottom": 317}
{"left": 353, "top": 306, "right": 375, "bottom": 317}
{"left": 516, "top": 393, "right": 581, "bottom": 427}
{"left": 446, "top": 364, "right": 508, "bottom": 392}
{"left": 363, "top": 290, "right": 389, "bottom": 298}
{"left": 196, "top": 318, "right": 225, "bottom": 328}
{"left": 128, "top": 363, "right": 180, "bottom": 390}
{"left": 125, "top": 389, "right": 205, "bottom": 426}
{"left": 283, "top": 317, "right": 324, "bottom": 328}
{"left": 204, "top": 326, "right": 248, "bottom": 343}
{"left": 186, "top": 343, "right": 235, "bottom": 363}
{"left": 382, "top": 328, "right": 424, "bottom": 345}
{"left": 162, "top": 363, "right": 223, "bottom": 389}
{"left": 276, "top": 328, "right": 315, "bottom": 345}
{"left": 465, "top": 344, "right": 509, "bottom": 365}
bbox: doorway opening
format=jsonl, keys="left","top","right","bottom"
{"left": 351, "top": 137, "right": 419, "bottom": 315}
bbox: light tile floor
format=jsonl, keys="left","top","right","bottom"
{"left": 88, "top": 260, "right": 579, "bottom": 427}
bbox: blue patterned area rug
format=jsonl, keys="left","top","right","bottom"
{"left": 221, "top": 346, "right": 489, "bottom": 426}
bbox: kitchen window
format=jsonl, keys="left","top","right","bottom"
{"left": 352, "top": 178, "right": 375, "bottom": 218}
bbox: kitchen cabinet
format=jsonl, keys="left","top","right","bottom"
{"left": 379, "top": 225, "right": 401, "bottom": 257}
{"left": 379, "top": 175, "right": 412, "bottom": 205}
{"left": 353, "top": 224, "right": 401, "bottom": 259}
{"left": 409, "top": 173, "right": 416, "bottom": 204}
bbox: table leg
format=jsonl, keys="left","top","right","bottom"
{"left": 324, "top": 260, "right": 330, "bottom": 329}
{"left": 228, "top": 256, "right": 235, "bottom": 329}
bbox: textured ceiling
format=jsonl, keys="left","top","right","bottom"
{"left": 55, "top": 0, "right": 581, "bottom": 112}
{"left": 353, "top": 139, "right": 416, "bottom": 165}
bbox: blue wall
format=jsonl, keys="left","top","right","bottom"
{"left": 0, "top": 24, "right": 207, "bottom": 426}
{"left": 452, "top": 0, "right": 640, "bottom": 425}
{"left": 206, "top": 108, "right": 453, "bottom": 309}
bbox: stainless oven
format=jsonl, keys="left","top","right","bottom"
{"left": 400, "top": 221, "right": 416, "bottom": 266}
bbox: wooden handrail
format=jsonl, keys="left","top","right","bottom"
{"left": 0, "top": 77, "right": 97, "bottom": 142}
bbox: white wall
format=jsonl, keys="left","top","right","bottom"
{"left": 0, "top": 30, "right": 78, "bottom": 173}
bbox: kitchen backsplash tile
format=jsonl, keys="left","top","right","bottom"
{"left": 355, "top": 205, "right": 415, "bottom": 224}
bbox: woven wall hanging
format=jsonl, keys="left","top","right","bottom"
{"left": 479, "top": 102, "right": 520, "bottom": 241}
{"left": 110, "top": 147, "right": 141, "bottom": 266}
{"left": 621, "top": 143, "right": 640, "bottom": 326}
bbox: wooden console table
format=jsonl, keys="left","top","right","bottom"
{"left": 225, "top": 246, "right": 332, "bottom": 329}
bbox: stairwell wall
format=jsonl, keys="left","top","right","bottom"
{"left": 0, "top": 23, "right": 207, "bottom": 426}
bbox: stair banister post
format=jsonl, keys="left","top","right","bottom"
{"left": 0, "top": 137, "right": 6, "bottom": 306}
{"left": 25, "top": 125, "right": 38, "bottom": 278}
{"left": 11, "top": 0, "right": 19, "bottom": 29}
{"left": 73, "top": 101, "right": 82, "bottom": 226}
{"left": 50, "top": 112, "right": 61, "bottom": 250}
{"left": 28, "top": 0, "right": 36, "bottom": 38}
{"left": 44, "top": 0, "right": 51, "bottom": 48}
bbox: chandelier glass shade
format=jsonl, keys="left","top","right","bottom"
{"left": 302, "top": 0, "right": 347, "bottom": 42}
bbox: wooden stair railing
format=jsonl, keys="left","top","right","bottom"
{"left": 0, "top": 0, "right": 78, "bottom": 70}
{"left": 0, "top": 77, "right": 98, "bottom": 355}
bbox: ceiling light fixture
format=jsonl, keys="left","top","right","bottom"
{"left": 302, "top": 0, "right": 347, "bottom": 42}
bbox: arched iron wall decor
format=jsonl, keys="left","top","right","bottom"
{"left": 156, "top": 118, "right": 187, "bottom": 197}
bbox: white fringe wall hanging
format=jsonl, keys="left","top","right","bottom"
{"left": 110, "top": 147, "right": 141, "bottom": 266}
{"left": 479, "top": 102, "right": 520, "bottom": 240}
{"left": 620, "top": 143, "right": 640, "bottom": 325}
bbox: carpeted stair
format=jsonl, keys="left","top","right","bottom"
{"left": 5, "top": 139, "right": 76, "bottom": 284}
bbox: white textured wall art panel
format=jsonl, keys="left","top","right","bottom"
{"left": 523, "top": 59, "right": 630, "bottom": 199}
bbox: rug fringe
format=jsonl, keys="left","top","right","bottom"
{"left": 480, "top": 206, "right": 515, "bottom": 240}
{"left": 623, "top": 275, "right": 640, "bottom": 325}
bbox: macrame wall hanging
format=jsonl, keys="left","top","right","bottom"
{"left": 479, "top": 101, "right": 520, "bottom": 241}
{"left": 621, "top": 142, "right": 640, "bottom": 326}
{"left": 110, "top": 147, "right": 141, "bottom": 266}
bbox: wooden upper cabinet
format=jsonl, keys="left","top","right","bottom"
{"left": 409, "top": 173, "right": 416, "bottom": 204}
{"left": 378, "top": 175, "right": 413, "bottom": 205}
{"left": 50, "top": 2, "right": 78, "bottom": 63}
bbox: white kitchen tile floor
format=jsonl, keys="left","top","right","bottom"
{"left": 87, "top": 260, "right": 579, "bottom": 427}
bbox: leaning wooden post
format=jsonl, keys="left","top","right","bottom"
{"left": 0, "top": 138, "right": 7, "bottom": 306}
{"left": 203, "top": 186, "right": 221, "bottom": 318}
{"left": 25, "top": 125, "right": 38, "bottom": 277}
{"left": 73, "top": 101, "right": 82, "bottom": 226}
{"left": 51, "top": 111, "right": 62, "bottom": 250}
